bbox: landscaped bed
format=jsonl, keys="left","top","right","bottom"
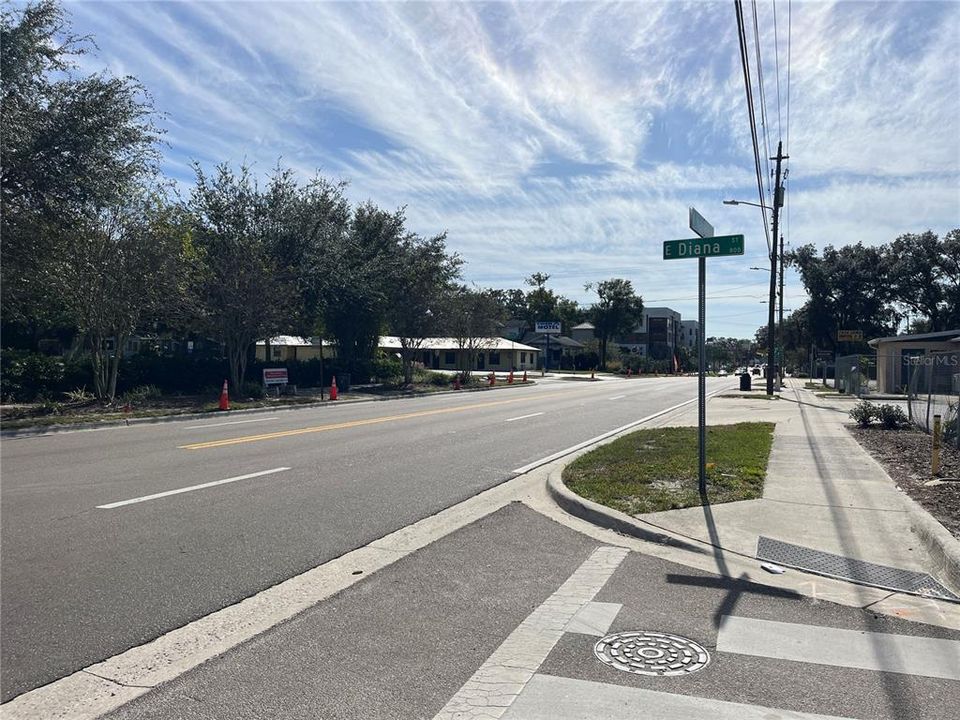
{"left": 848, "top": 425, "right": 960, "bottom": 539}
{"left": 562, "top": 422, "right": 775, "bottom": 515}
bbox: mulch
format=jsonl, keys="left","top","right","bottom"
{"left": 848, "top": 425, "right": 960, "bottom": 539}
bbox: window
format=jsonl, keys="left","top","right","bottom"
{"left": 445, "top": 351, "right": 456, "bottom": 365}
{"left": 272, "top": 347, "right": 282, "bottom": 359}
{"left": 521, "top": 352, "right": 526, "bottom": 364}
{"left": 489, "top": 351, "right": 501, "bottom": 365}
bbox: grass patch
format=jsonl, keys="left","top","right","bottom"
{"left": 563, "top": 422, "right": 775, "bottom": 515}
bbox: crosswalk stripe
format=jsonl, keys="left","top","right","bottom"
{"left": 717, "top": 615, "right": 960, "bottom": 680}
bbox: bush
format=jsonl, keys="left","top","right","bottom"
{"left": 240, "top": 381, "right": 266, "bottom": 400}
{"left": 877, "top": 403, "right": 909, "bottom": 430}
{"left": 370, "top": 357, "right": 402, "bottom": 383}
{"left": 849, "top": 401, "right": 878, "bottom": 427}
{"left": 120, "top": 385, "right": 162, "bottom": 405}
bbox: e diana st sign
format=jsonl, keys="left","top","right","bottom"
{"left": 663, "top": 234, "right": 745, "bottom": 260}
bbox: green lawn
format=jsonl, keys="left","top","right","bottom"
{"left": 563, "top": 422, "right": 775, "bottom": 515}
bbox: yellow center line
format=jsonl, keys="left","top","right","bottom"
{"left": 179, "top": 390, "right": 568, "bottom": 450}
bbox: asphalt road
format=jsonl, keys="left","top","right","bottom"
{"left": 101, "top": 503, "right": 960, "bottom": 720}
{"left": 0, "top": 375, "right": 731, "bottom": 701}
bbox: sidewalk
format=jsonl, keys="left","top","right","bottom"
{"left": 595, "top": 379, "right": 959, "bottom": 597}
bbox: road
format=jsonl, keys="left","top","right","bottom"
{"left": 0, "top": 375, "right": 731, "bottom": 701}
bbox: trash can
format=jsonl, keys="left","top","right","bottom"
{"left": 739, "top": 372, "right": 752, "bottom": 391}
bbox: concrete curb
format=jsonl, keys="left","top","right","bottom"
{"left": 0, "top": 382, "right": 537, "bottom": 438}
{"left": 900, "top": 490, "right": 960, "bottom": 595}
{"left": 546, "top": 470, "right": 707, "bottom": 554}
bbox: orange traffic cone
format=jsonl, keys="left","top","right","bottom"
{"left": 219, "top": 379, "right": 229, "bottom": 411}
{"left": 489, "top": 372, "right": 495, "bottom": 387}
{"left": 329, "top": 375, "right": 338, "bottom": 401}
{"left": 453, "top": 375, "right": 461, "bottom": 391}
{"left": 508, "top": 370, "right": 514, "bottom": 384}
{"left": 522, "top": 371, "right": 527, "bottom": 383}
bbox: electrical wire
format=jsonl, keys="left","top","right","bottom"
{"left": 751, "top": 0, "right": 774, "bottom": 203}
{"left": 734, "top": 0, "right": 772, "bottom": 256}
{"left": 772, "top": 0, "right": 783, "bottom": 141}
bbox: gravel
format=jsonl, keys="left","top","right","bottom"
{"left": 849, "top": 425, "right": 960, "bottom": 539}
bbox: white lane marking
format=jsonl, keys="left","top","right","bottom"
{"left": 503, "top": 675, "right": 855, "bottom": 720}
{"left": 564, "top": 601, "right": 622, "bottom": 637}
{"left": 505, "top": 412, "right": 545, "bottom": 423}
{"left": 96, "top": 467, "right": 291, "bottom": 509}
{"left": 185, "top": 417, "right": 277, "bottom": 429}
{"left": 511, "top": 386, "right": 731, "bottom": 475}
{"left": 608, "top": 394, "right": 626, "bottom": 400}
{"left": 434, "top": 546, "right": 629, "bottom": 720}
{"left": 717, "top": 615, "right": 960, "bottom": 680}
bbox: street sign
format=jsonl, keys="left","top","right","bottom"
{"left": 263, "top": 368, "right": 289, "bottom": 386}
{"left": 535, "top": 321, "right": 561, "bottom": 334}
{"left": 663, "top": 234, "right": 744, "bottom": 260}
{"left": 689, "top": 207, "right": 714, "bottom": 239}
{"left": 837, "top": 330, "right": 864, "bottom": 342}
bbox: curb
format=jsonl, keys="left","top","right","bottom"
{"left": 0, "top": 381, "right": 537, "bottom": 438}
{"left": 900, "top": 491, "right": 960, "bottom": 595}
{"left": 545, "top": 470, "right": 707, "bottom": 553}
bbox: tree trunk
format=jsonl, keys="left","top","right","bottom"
{"left": 400, "top": 343, "right": 414, "bottom": 386}
{"left": 90, "top": 334, "right": 110, "bottom": 401}
{"left": 599, "top": 336, "right": 608, "bottom": 370}
{"left": 107, "top": 333, "right": 127, "bottom": 402}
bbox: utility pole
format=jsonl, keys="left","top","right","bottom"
{"left": 778, "top": 232, "right": 785, "bottom": 383}
{"left": 766, "top": 140, "right": 788, "bottom": 395}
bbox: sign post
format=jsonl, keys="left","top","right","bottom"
{"left": 536, "top": 321, "right": 561, "bottom": 373}
{"left": 662, "top": 209, "right": 744, "bottom": 495}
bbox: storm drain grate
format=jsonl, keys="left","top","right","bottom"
{"left": 757, "top": 536, "right": 959, "bottom": 602}
{"left": 594, "top": 631, "right": 710, "bottom": 676}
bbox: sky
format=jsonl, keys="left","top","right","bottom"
{"left": 63, "top": 0, "right": 960, "bottom": 338}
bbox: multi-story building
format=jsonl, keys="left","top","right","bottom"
{"left": 680, "top": 320, "right": 700, "bottom": 350}
{"left": 613, "top": 307, "right": 682, "bottom": 359}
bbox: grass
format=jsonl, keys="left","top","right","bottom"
{"left": 563, "top": 422, "right": 775, "bottom": 515}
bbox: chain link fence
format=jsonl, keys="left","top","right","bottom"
{"left": 836, "top": 354, "right": 877, "bottom": 396}
{"left": 906, "top": 350, "right": 960, "bottom": 448}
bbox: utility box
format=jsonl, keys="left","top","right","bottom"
{"left": 740, "top": 373, "right": 752, "bottom": 391}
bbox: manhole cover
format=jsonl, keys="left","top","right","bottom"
{"left": 594, "top": 631, "right": 710, "bottom": 676}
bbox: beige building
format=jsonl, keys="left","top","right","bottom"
{"left": 255, "top": 336, "right": 333, "bottom": 362}
{"left": 869, "top": 330, "right": 960, "bottom": 394}
{"left": 378, "top": 336, "right": 540, "bottom": 372}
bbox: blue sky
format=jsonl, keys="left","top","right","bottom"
{"left": 65, "top": 0, "right": 960, "bottom": 338}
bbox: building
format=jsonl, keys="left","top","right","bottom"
{"left": 570, "top": 322, "right": 596, "bottom": 345}
{"left": 612, "top": 307, "right": 683, "bottom": 359}
{"left": 379, "top": 336, "right": 539, "bottom": 372}
{"left": 255, "top": 336, "right": 332, "bottom": 362}
{"left": 520, "top": 332, "right": 585, "bottom": 369}
{"left": 680, "top": 320, "right": 700, "bottom": 350}
{"left": 869, "top": 330, "right": 960, "bottom": 394}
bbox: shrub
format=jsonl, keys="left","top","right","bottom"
{"left": 849, "top": 401, "right": 877, "bottom": 427}
{"left": 370, "top": 357, "right": 402, "bottom": 383}
{"left": 877, "top": 403, "right": 909, "bottom": 430}
{"left": 63, "top": 386, "right": 95, "bottom": 404}
{"left": 240, "top": 382, "right": 266, "bottom": 399}
{"left": 120, "top": 385, "right": 162, "bottom": 404}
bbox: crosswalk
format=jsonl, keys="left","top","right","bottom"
{"left": 434, "top": 546, "right": 960, "bottom": 720}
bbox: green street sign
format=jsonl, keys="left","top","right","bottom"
{"left": 663, "top": 234, "right": 744, "bottom": 260}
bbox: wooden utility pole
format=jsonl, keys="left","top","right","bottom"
{"left": 766, "top": 141, "right": 788, "bottom": 395}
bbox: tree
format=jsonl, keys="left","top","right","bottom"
{"left": 383, "top": 230, "right": 462, "bottom": 385}
{"left": 55, "top": 192, "right": 185, "bottom": 400}
{"left": 941, "top": 229, "right": 960, "bottom": 329}
{"left": 586, "top": 279, "right": 644, "bottom": 369}
{"left": 884, "top": 232, "right": 947, "bottom": 332}
{"left": 442, "top": 286, "right": 508, "bottom": 382}
{"left": 185, "top": 164, "right": 296, "bottom": 390}
{"left": 1, "top": 1, "right": 162, "bottom": 326}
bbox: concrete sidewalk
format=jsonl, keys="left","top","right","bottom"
{"left": 630, "top": 379, "right": 959, "bottom": 594}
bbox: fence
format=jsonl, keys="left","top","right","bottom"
{"left": 906, "top": 350, "right": 960, "bottom": 449}
{"left": 836, "top": 354, "right": 877, "bottom": 396}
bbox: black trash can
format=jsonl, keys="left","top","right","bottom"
{"left": 739, "top": 372, "right": 752, "bottom": 391}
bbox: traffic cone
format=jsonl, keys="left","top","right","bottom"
{"left": 522, "top": 371, "right": 527, "bottom": 383}
{"left": 219, "top": 379, "right": 229, "bottom": 411}
{"left": 489, "top": 372, "right": 495, "bottom": 387}
{"left": 329, "top": 375, "right": 338, "bottom": 401}
{"left": 453, "top": 375, "right": 461, "bottom": 391}
{"left": 508, "top": 370, "right": 514, "bottom": 384}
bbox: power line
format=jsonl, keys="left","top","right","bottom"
{"left": 751, "top": 0, "right": 774, "bottom": 202}
{"left": 772, "top": 0, "right": 783, "bottom": 141}
{"left": 734, "top": 0, "right": 772, "bottom": 256}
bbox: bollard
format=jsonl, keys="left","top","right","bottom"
{"left": 933, "top": 414, "right": 942, "bottom": 476}
{"left": 522, "top": 370, "right": 527, "bottom": 383}
{"left": 591, "top": 369, "right": 595, "bottom": 380}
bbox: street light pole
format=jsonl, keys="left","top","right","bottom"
{"left": 766, "top": 140, "right": 787, "bottom": 395}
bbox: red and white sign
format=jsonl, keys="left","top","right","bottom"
{"left": 263, "top": 368, "right": 289, "bottom": 386}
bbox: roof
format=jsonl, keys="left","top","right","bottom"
{"left": 868, "top": 329, "right": 960, "bottom": 347}
{"left": 256, "top": 336, "right": 332, "bottom": 347}
{"left": 378, "top": 336, "right": 539, "bottom": 352}
{"left": 571, "top": 322, "right": 595, "bottom": 330}
{"left": 521, "top": 332, "right": 585, "bottom": 349}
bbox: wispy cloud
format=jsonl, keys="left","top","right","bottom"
{"left": 63, "top": 0, "right": 960, "bottom": 336}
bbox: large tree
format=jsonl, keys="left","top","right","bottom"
{"left": 1, "top": 0, "right": 162, "bottom": 327}
{"left": 884, "top": 232, "right": 947, "bottom": 332}
{"left": 442, "top": 286, "right": 508, "bottom": 382}
{"left": 383, "top": 230, "right": 462, "bottom": 385}
{"left": 586, "top": 278, "right": 644, "bottom": 369}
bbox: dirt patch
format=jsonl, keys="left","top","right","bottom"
{"left": 848, "top": 425, "right": 960, "bottom": 539}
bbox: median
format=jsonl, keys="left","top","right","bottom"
{"left": 562, "top": 422, "right": 775, "bottom": 514}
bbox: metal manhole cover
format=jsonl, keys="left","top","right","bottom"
{"left": 594, "top": 631, "right": 710, "bottom": 676}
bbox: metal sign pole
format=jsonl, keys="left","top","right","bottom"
{"left": 698, "top": 256, "right": 706, "bottom": 495}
